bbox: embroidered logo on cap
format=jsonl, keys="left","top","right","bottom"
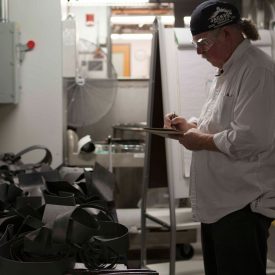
{"left": 208, "top": 7, "right": 235, "bottom": 29}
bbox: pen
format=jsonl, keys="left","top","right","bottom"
{"left": 171, "top": 112, "right": 177, "bottom": 119}
{"left": 170, "top": 112, "right": 178, "bottom": 130}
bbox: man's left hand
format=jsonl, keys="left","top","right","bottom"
{"left": 178, "top": 128, "right": 219, "bottom": 151}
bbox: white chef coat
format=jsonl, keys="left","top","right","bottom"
{"left": 190, "top": 39, "right": 275, "bottom": 223}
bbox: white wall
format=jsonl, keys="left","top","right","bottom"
{"left": 62, "top": 6, "right": 109, "bottom": 78}
{"left": 67, "top": 6, "right": 108, "bottom": 45}
{"left": 0, "top": 0, "right": 64, "bottom": 168}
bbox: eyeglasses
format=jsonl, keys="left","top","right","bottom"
{"left": 192, "top": 29, "right": 221, "bottom": 52}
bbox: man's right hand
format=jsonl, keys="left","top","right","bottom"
{"left": 164, "top": 113, "right": 191, "bottom": 132}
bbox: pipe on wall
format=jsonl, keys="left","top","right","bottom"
{"left": 243, "top": 0, "right": 275, "bottom": 29}
{"left": 267, "top": 0, "right": 275, "bottom": 27}
{"left": 0, "top": 0, "right": 9, "bottom": 22}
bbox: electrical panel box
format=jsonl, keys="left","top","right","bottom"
{"left": 0, "top": 22, "right": 21, "bottom": 104}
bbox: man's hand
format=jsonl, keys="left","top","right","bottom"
{"left": 178, "top": 128, "right": 219, "bottom": 151}
{"left": 164, "top": 113, "right": 196, "bottom": 132}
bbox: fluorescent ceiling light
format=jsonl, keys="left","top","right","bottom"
{"left": 68, "top": 0, "right": 149, "bottom": 6}
{"left": 111, "top": 15, "right": 175, "bottom": 25}
{"left": 111, "top": 15, "right": 155, "bottom": 24}
{"left": 111, "top": 33, "right": 153, "bottom": 40}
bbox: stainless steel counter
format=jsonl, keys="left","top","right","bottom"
{"left": 66, "top": 151, "right": 144, "bottom": 168}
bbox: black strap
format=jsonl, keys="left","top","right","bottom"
{"left": 0, "top": 147, "right": 158, "bottom": 274}
{"left": 0, "top": 240, "right": 75, "bottom": 275}
{"left": 12, "top": 145, "right": 52, "bottom": 167}
{"left": 66, "top": 269, "right": 159, "bottom": 275}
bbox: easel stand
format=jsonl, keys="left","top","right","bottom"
{"left": 140, "top": 20, "right": 199, "bottom": 275}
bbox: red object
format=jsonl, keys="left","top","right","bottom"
{"left": 86, "top": 13, "right": 94, "bottom": 26}
{"left": 27, "top": 40, "right": 35, "bottom": 50}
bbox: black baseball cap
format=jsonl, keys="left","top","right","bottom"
{"left": 190, "top": 1, "right": 241, "bottom": 36}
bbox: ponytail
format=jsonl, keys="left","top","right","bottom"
{"left": 239, "top": 18, "right": 260, "bottom": 41}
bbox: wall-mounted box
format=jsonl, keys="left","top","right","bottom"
{"left": 0, "top": 22, "right": 21, "bottom": 104}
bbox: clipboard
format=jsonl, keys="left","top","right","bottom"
{"left": 143, "top": 127, "right": 183, "bottom": 138}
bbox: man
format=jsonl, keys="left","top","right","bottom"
{"left": 164, "top": 1, "right": 275, "bottom": 274}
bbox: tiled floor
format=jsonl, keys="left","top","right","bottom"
{"left": 118, "top": 209, "right": 275, "bottom": 275}
{"left": 147, "top": 258, "right": 275, "bottom": 275}
{"left": 147, "top": 255, "right": 205, "bottom": 275}
{"left": 144, "top": 242, "right": 204, "bottom": 275}
{"left": 139, "top": 242, "right": 275, "bottom": 275}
